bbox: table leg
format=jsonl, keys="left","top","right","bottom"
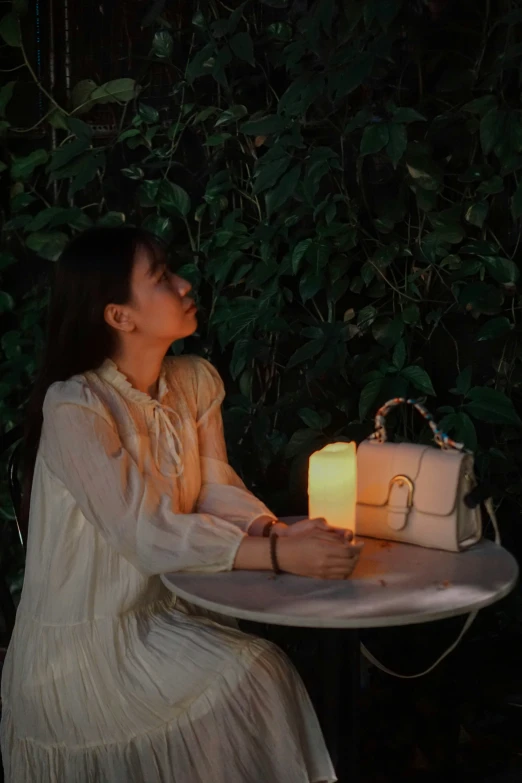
{"left": 317, "top": 629, "right": 360, "bottom": 783}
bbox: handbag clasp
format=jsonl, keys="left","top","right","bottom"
{"left": 386, "top": 475, "right": 414, "bottom": 531}
{"left": 388, "top": 475, "right": 414, "bottom": 507}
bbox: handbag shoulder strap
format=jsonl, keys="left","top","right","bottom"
{"left": 360, "top": 499, "right": 501, "bottom": 678}
{"left": 360, "top": 611, "right": 478, "bottom": 679}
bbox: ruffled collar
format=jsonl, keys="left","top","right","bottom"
{"left": 95, "top": 357, "right": 184, "bottom": 477}
{"left": 96, "top": 357, "right": 169, "bottom": 406}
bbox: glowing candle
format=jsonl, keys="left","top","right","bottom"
{"left": 308, "top": 442, "right": 357, "bottom": 532}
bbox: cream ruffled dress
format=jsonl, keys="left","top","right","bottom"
{"left": 0, "top": 355, "right": 336, "bottom": 783}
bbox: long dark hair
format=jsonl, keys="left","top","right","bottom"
{"left": 20, "top": 226, "right": 165, "bottom": 535}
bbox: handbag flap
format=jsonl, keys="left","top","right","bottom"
{"left": 357, "top": 440, "right": 465, "bottom": 517}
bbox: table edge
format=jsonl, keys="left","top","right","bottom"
{"left": 161, "top": 562, "right": 519, "bottom": 629}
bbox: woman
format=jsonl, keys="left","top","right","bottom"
{"left": 1, "top": 227, "right": 362, "bottom": 782}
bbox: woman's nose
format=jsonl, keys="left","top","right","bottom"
{"left": 174, "top": 275, "right": 192, "bottom": 296}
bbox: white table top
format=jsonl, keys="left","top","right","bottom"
{"left": 162, "top": 533, "right": 519, "bottom": 629}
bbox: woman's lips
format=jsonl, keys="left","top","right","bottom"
{"left": 185, "top": 302, "right": 197, "bottom": 314}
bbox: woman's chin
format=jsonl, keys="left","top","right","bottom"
{"left": 181, "top": 315, "right": 199, "bottom": 339}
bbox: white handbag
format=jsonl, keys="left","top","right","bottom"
{"left": 356, "top": 397, "right": 500, "bottom": 679}
{"left": 356, "top": 398, "right": 483, "bottom": 552}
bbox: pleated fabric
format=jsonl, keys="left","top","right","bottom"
{"left": 1, "top": 355, "right": 336, "bottom": 783}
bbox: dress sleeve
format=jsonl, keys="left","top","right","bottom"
{"left": 41, "top": 378, "right": 246, "bottom": 576}
{"left": 192, "top": 358, "right": 277, "bottom": 534}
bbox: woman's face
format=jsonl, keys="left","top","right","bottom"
{"left": 119, "top": 243, "right": 198, "bottom": 343}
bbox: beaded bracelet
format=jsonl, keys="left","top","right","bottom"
{"left": 269, "top": 530, "right": 283, "bottom": 576}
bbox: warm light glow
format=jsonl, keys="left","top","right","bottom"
{"left": 308, "top": 442, "right": 357, "bottom": 531}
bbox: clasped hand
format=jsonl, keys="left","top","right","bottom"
{"left": 274, "top": 517, "right": 363, "bottom": 580}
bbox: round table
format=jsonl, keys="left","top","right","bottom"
{"left": 161, "top": 532, "right": 518, "bottom": 782}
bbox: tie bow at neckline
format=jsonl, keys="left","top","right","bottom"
{"left": 96, "top": 358, "right": 184, "bottom": 477}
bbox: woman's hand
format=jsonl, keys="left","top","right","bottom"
{"left": 277, "top": 517, "right": 354, "bottom": 542}
{"left": 276, "top": 525, "right": 363, "bottom": 580}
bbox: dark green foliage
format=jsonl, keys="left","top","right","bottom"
{"left": 1, "top": 0, "right": 522, "bottom": 530}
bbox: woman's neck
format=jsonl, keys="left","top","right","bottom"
{"left": 110, "top": 348, "right": 166, "bottom": 398}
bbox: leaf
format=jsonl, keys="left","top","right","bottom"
{"left": 13, "top": 0, "right": 28, "bottom": 15}
{"left": 292, "top": 239, "right": 312, "bottom": 274}
{"left": 0, "top": 291, "right": 15, "bottom": 313}
{"left": 465, "top": 201, "right": 488, "bottom": 228}
{"left": 298, "top": 408, "right": 325, "bottom": 430}
{"left": 141, "top": 215, "right": 173, "bottom": 242}
{"left": 386, "top": 123, "right": 407, "bottom": 168}
{"left": 229, "top": 338, "right": 251, "bottom": 380}
{"left": 252, "top": 155, "right": 290, "bottom": 194}
{"left": 482, "top": 256, "right": 520, "bottom": 284}
{"left": 299, "top": 271, "right": 323, "bottom": 302}
{"left": 462, "top": 96, "right": 497, "bottom": 117}
{"left": 480, "top": 108, "right": 503, "bottom": 155}
{"left": 265, "top": 164, "right": 301, "bottom": 216}
{"left": 372, "top": 317, "right": 403, "bottom": 347}
{"left": 157, "top": 181, "right": 191, "bottom": 217}
{"left": 373, "top": 244, "right": 398, "bottom": 269}
{"left": 68, "top": 151, "right": 104, "bottom": 198}
{"left": 374, "top": 0, "right": 402, "bottom": 28}
{"left": 91, "top": 78, "right": 136, "bottom": 104}
{"left": 48, "top": 207, "right": 92, "bottom": 231}
{"left": 287, "top": 338, "right": 325, "bottom": 368}
{"left": 392, "top": 339, "right": 406, "bottom": 370}
{"left": 359, "top": 378, "right": 384, "bottom": 420}
{"left": 97, "top": 212, "right": 126, "bottom": 228}
{"left": 477, "top": 317, "right": 512, "bottom": 341}
{"left": 465, "top": 387, "right": 522, "bottom": 427}
{"left": 0, "top": 252, "right": 15, "bottom": 271}
{"left": 215, "top": 105, "right": 248, "bottom": 127}
{"left": 360, "top": 123, "right": 389, "bottom": 156}
{"left": 331, "top": 53, "right": 373, "bottom": 99}
{"left": 25, "top": 231, "right": 68, "bottom": 261}
{"left": 0, "top": 13, "right": 21, "bottom": 46}
{"left": 357, "top": 305, "right": 377, "bottom": 330}
{"left": 152, "top": 30, "right": 173, "bottom": 59}
{"left": 139, "top": 179, "right": 160, "bottom": 207}
{"left": 0, "top": 81, "right": 15, "bottom": 118}
{"left": 285, "top": 428, "right": 322, "bottom": 460}
{"left": 267, "top": 22, "right": 292, "bottom": 40}
{"left": 66, "top": 117, "right": 92, "bottom": 141}
{"left": 401, "top": 366, "right": 436, "bottom": 396}
{"left": 142, "top": 0, "right": 165, "bottom": 26}
{"left": 230, "top": 32, "right": 254, "bottom": 65}
{"left": 241, "top": 115, "right": 286, "bottom": 135}
{"left": 121, "top": 164, "right": 144, "bottom": 180}
{"left": 455, "top": 367, "right": 472, "bottom": 395}
{"left": 401, "top": 304, "right": 420, "bottom": 325}
{"left": 26, "top": 206, "right": 68, "bottom": 232}
{"left": 11, "top": 149, "right": 48, "bottom": 180}
{"left": 458, "top": 282, "right": 504, "bottom": 313}
{"left": 392, "top": 107, "right": 426, "bottom": 124}
{"left": 139, "top": 103, "right": 159, "bottom": 124}
{"left": 204, "top": 134, "right": 232, "bottom": 146}
{"left": 47, "top": 139, "right": 90, "bottom": 173}
{"left": 70, "top": 79, "right": 97, "bottom": 113}
{"left": 406, "top": 153, "right": 443, "bottom": 191}
{"left": 454, "top": 413, "right": 477, "bottom": 451}
{"left": 10, "top": 192, "right": 35, "bottom": 211}
{"left": 511, "top": 181, "right": 522, "bottom": 219}
{"left": 477, "top": 176, "right": 504, "bottom": 196}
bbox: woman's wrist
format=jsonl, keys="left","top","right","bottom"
{"left": 248, "top": 516, "right": 288, "bottom": 537}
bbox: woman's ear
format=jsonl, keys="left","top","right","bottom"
{"left": 104, "top": 303, "right": 135, "bottom": 333}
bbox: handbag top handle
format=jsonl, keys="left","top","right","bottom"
{"left": 369, "top": 397, "right": 465, "bottom": 452}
